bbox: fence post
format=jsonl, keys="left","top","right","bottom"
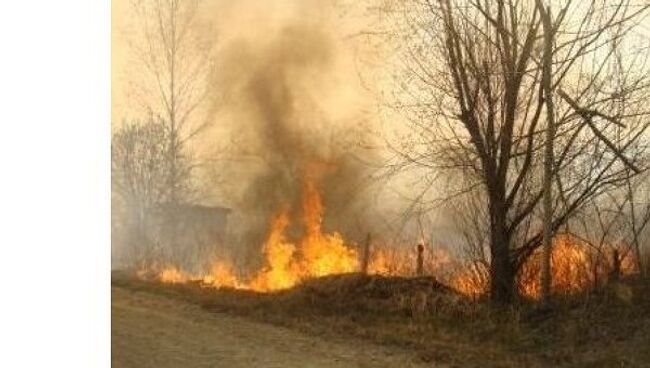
{"left": 361, "top": 233, "right": 371, "bottom": 274}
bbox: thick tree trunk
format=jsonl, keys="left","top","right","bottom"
{"left": 489, "top": 227, "right": 516, "bottom": 303}
{"left": 488, "top": 191, "right": 516, "bottom": 304}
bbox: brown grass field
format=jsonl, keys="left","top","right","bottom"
{"left": 112, "top": 271, "right": 650, "bottom": 367}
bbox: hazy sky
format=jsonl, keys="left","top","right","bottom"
{"left": 110, "top": 0, "right": 426, "bottom": 233}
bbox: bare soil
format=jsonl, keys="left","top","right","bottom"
{"left": 111, "top": 286, "right": 429, "bottom": 368}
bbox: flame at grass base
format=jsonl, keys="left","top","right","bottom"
{"left": 154, "top": 176, "right": 359, "bottom": 292}
{"left": 249, "top": 178, "right": 359, "bottom": 291}
{"left": 150, "top": 176, "right": 635, "bottom": 299}
{"left": 450, "top": 234, "right": 637, "bottom": 299}
{"left": 159, "top": 266, "right": 188, "bottom": 284}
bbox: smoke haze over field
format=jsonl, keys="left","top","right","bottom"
{"left": 214, "top": 11, "right": 378, "bottom": 255}
{"left": 112, "top": 0, "right": 417, "bottom": 269}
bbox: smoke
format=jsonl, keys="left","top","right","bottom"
{"left": 205, "top": 0, "right": 379, "bottom": 264}
{"left": 110, "top": 0, "right": 482, "bottom": 278}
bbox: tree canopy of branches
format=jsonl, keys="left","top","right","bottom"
{"left": 127, "top": 0, "right": 215, "bottom": 205}
{"left": 119, "top": 0, "right": 218, "bottom": 259}
{"left": 111, "top": 119, "right": 192, "bottom": 266}
{"left": 386, "top": 0, "right": 650, "bottom": 303}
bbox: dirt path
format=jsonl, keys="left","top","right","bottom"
{"left": 112, "top": 287, "right": 428, "bottom": 368}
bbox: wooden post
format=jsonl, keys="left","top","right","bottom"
{"left": 361, "top": 233, "right": 371, "bottom": 274}
{"left": 416, "top": 243, "right": 424, "bottom": 276}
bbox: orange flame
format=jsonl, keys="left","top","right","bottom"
{"left": 367, "top": 245, "right": 452, "bottom": 277}
{"left": 249, "top": 211, "right": 300, "bottom": 291}
{"left": 450, "top": 233, "right": 637, "bottom": 299}
{"left": 159, "top": 266, "right": 188, "bottom": 284}
{"left": 202, "top": 261, "right": 241, "bottom": 289}
{"left": 150, "top": 169, "right": 636, "bottom": 299}
{"left": 451, "top": 262, "right": 489, "bottom": 298}
{"left": 249, "top": 179, "right": 358, "bottom": 291}
{"left": 154, "top": 174, "right": 359, "bottom": 292}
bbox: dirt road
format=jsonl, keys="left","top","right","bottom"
{"left": 112, "top": 287, "right": 428, "bottom": 368}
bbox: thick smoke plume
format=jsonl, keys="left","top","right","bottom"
{"left": 209, "top": 1, "right": 378, "bottom": 267}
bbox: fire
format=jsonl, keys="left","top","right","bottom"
{"left": 249, "top": 211, "right": 300, "bottom": 291}
{"left": 299, "top": 180, "right": 359, "bottom": 277}
{"left": 155, "top": 260, "right": 241, "bottom": 289}
{"left": 367, "top": 245, "right": 452, "bottom": 277}
{"left": 451, "top": 262, "right": 489, "bottom": 298}
{"left": 518, "top": 234, "right": 593, "bottom": 298}
{"left": 450, "top": 234, "right": 637, "bottom": 299}
{"left": 154, "top": 175, "right": 360, "bottom": 292}
{"left": 367, "top": 248, "right": 393, "bottom": 275}
{"left": 249, "top": 179, "right": 358, "bottom": 291}
{"left": 159, "top": 266, "right": 188, "bottom": 284}
{"left": 518, "top": 234, "right": 636, "bottom": 299}
{"left": 149, "top": 170, "right": 635, "bottom": 299}
{"left": 153, "top": 228, "right": 635, "bottom": 299}
{"left": 367, "top": 248, "right": 411, "bottom": 276}
{"left": 202, "top": 261, "right": 241, "bottom": 289}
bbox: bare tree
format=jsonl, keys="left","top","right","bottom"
{"left": 625, "top": 173, "right": 650, "bottom": 274}
{"left": 125, "top": 0, "right": 217, "bottom": 256}
{"left": 129, "top": 0, "right": 216, "bottom": 198}
{"left": 383, "top": 0, "right": 650, "bottom": 303}
{"left": 111, "top": 119, "right": 190, "bottom": 267}
{"left": 570, "top": 190, "right": 633, "bottom": 284}
{"left": 448, "top": 188, "right": 490, "bottom": 268}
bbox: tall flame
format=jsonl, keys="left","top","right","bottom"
{"left": 249, "top": 179, "right": 358, "bottom": 291}
{"left": 154, "top": 175, "right": 359, "bottom": 292}
{"left": 249, "top": 211, "right": 300, "bottom": 291}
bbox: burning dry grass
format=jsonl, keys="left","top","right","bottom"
{"left": 158, "top": 266, "right": 188, "bottom": 284}
{"left": 127, "top": 172, "right": 646, "bottom": 366}
{"left": 249, "top": 179, "right": 360, "bottom": 291}
{"left": 367, "top": 245, "right": 452, "bottom": 276}
{"left": 140, "top": 166, "right": 638, "bottom": 300}
{"left": 141, "top": 176, "right": 361, "bottom": 292}
{"left": 149, "top": 232, "right": 638, "bottom": 302}
{"left": 449, "top": 234, "right": 638, "bottom": 299}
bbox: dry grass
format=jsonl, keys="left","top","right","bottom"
{"left": 112, "top": 271, "right": 650, "bottom": 367}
